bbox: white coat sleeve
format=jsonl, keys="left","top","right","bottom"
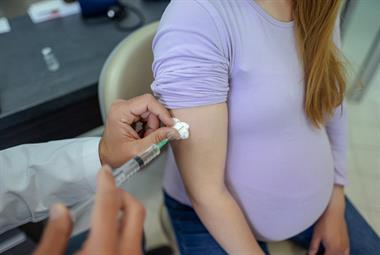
{"left": 0, "top": 137, "right": 101, "bottom": 235}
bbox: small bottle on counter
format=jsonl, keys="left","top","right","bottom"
{"left": 41, "top": 47, "right": 60, "bottom": 72}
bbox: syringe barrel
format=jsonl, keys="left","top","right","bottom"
{"left": 70, "top": 144, "right": 163, "bottom": 222}
{"left": 138, "top": 144, "right": 160, "bottom": 164}
{"left": 113, "top": 159, "right": 140, "bottom": 187}
{"left": 112, "top": 144, "right": 161, "bottom": 187}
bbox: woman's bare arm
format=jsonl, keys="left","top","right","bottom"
{"left": 170, "top": 103, "right": 264, "bottom": 255}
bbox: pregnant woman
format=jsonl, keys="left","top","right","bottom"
{"left": 151, "top": 0, "right": 380, "bottom": 254}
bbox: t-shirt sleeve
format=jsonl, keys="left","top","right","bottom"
{"left": 326, "top": 103, "right": 348, "bottom": 186}
{"left": 327, "top": 16, "right": 349, "bottom": 186}
{"left": 151, "top": 0, "right": 230, "bottom": 109}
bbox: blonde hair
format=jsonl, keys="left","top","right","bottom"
{"left": 293, "top": 0, "right": 346, "bottom": 127}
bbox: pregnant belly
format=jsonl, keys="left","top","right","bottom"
{"left": 225, "top": 132, "right": 335, "bottom": 241}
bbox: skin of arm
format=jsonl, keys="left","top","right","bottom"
{"left": 170, "top": 103, "right": 264, "bottom": 255}
{"left": 309, "top": 185, "right": 349, "bottom": 255}
{"left": 313, "top": 101, "right": 349, "bottom": 255}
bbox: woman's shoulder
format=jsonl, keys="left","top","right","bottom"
{"left": 157, "top": 0, "right": 242, "bottom": 58}
{"left": 162, "top": 0, "right": 240, "bottom": 25}
{"left": 160, "top": 0, "right": 224, "bottom": 29}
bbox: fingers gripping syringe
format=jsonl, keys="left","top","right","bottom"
{"left": 113, "top": 139, "right": 168, "bottom": 186}
{"left": 70, "top": 139, "right": 169, "bottom": 221}
{"left": 70, "top": 118, "right": 190, "bottom": 221}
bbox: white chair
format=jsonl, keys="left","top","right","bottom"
{"left": 98, "top": 21, "right": 179, "bottom": 254}
{"left": 99, "top": 22, "right": 158, "bottom": 120}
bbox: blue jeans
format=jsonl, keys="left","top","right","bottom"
{"left": 164, "top": 192, "right": 380, "bottom": 255}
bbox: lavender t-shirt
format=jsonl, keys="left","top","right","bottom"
{"left": 151, "top": 0, "right": 347, "bottom": 241}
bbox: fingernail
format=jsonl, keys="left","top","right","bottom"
{"left": 50, "top": 203, "right": 65, "bottom": 220}
{"left": 167, "top": 130, "right": 180, "bottom": 141}
{"left": 166, "top": 130, "right": 175, "bottom": 140}
{"left": 167, "top": 134, "right": 176, "bottom": 141}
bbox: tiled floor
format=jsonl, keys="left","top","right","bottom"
{"left": 346, "top": 81, "right": 380, "bottom": 235}
{"left": 342, "top": 0, "right": 380, "bottom": 236}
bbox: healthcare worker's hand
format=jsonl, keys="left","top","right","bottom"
{"left": 33, "top": 165, "right": 145, "bottom": 255}
{"left": 309, "top": 185, "right": 350, "bottom": 255}
{"left": 99, "top": 94, "right": 180, "bottom": 168}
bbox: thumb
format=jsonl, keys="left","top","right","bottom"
{"left": 33, "top": 204, "right": 73, "bottom": 255}
{"left": 137, "top": 127, "right": 179, "bottom": 150}
{"left": 308, "top": 234, "right": 322, "bottom": 255}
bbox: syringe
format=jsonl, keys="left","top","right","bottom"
{"left": 70, "top": 139, "right": 169, "bottom": 221}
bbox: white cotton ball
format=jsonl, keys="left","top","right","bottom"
{"left": 172, "top": 118, "right": 190, "bottom": 139}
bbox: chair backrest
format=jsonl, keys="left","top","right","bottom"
{"left": 98, "top": 22, "right": 179, "bottom": 253}
{"left": 98, "top": 21, "right": 159, "bottom": 121}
